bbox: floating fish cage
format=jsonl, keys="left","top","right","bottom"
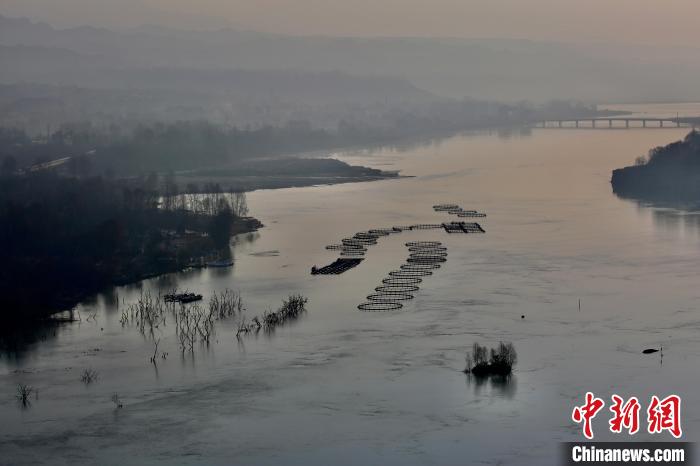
{"left": 461, "top": 222, "right": 486, "bottom": 233}
{"left": 443, "top": 222, "right": 466, "bottom": 233}
{"left": 343, "top": 237, "right": 377, "bottom": 245}
{"left": 355, "top": 232, "right": 380, "bottom": 239}
{"left": 375, "top": 285, "right": 421, "bottom": 294}
{"left": 312, "top": 258, "right": 364, "bottom": 275}
{"left": 406, "top": 241, "right": 443, "bottom": 247}
{"left": 340, "top": 250, "right": 366, "bottom": 257}
{"left": 358, "top": 302, "right": 403, "bottom": 312}
{"left": 442, "top": 221, "right": 486, "bottom": 234}
{"left": 368, "top": 229, "right": 394, "bottom": 236}
{"left": 389, "top": 269, "right": 432, "bottom": 277}
{"left": 366, "top": 293, "right": 414, "bottom": 302}
{"left": 382, "top": 277, "right": 422, "bottom": 285}
{"left": 410, "top": 224, "right": 443, "bottom": 230}
{"left": 400, "top": 263, "right": 441, "bottom": 270}
{"left": 409, "top": 250, "right": 447, "bottom": 257}
{"left": 457, "top": 212, "right": 487, "bottom": 218}
{"left": 407, "top": 255, "right": 447, "bottom": 264}
{"left": 408, "top": 245, "right": 447, "bottom": 252}
{"left": 433, "top": 204, "right": 460, "bottom": 211}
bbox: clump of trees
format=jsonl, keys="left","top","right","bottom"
{"left": 0, "top": 171, "right": 257, "bottom": 322}
{"left": 16, "top": 384, "right": 34, "bottom": 407}
{"left": 464, "top": 342, "right": 518, "bottom": 376}
{"left": 236, "top": 294, "right": 308, "bottom": 337}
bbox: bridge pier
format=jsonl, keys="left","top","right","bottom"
{"left": 558, "top": 120, "right": 562, "bottom": 128}
{"left": 609, "top": 120, "right": 613, "bottom": 128}
{"left": 626, "top": 120, "right": 629, "bottom": 128}
{"left": 643, "top": 120, "right": 646, "bottom": 128}
{"left": 575, "top": 120, "right": 579, "bottom": 128}
{"left": 660, "top": 120, "right": 663, "bottom": 128}
{"left": 591, "top": 119, "right": 596, "bottom": 128}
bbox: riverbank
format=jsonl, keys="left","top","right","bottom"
{"left": 174, "top": 155, "right": 401, "bottom": 191}
{"left": 0, "top": 173, "right": 263, "bottom": 324}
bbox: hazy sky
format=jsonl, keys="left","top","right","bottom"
{"left": 1, "top": 0, "right": 696, "bottom": 46}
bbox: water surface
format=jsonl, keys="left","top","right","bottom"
{"left": 1, "top": 117, "right": 698, "bottom": 465}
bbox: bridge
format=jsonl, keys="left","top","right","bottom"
{"left": 537, "top": 117, "right": 700, "bottom": 129}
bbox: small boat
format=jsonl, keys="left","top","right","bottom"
{"left": 164, "top": 292, "right": 203, "bottom": 303}
{"left": 179, "top": 293, "right": 203, "bottom": 303}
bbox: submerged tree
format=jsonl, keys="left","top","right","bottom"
{"left": 464, "top": 342, "right": 517, "bottom": 376}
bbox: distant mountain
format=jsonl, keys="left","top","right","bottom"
{"left": 0, "top": 44, "right": 435, "bottom": 107}
{"left": 3, "top": 14, "right": 700, "bottom": 102}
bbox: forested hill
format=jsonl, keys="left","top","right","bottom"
{"left": 612, "top": 131, "right": 700, "bottom": 202}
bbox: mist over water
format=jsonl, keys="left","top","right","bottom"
{"left": 2, "top": 106, "right": 698, "bottom": 464}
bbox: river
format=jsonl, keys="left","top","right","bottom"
{"left": 1, "top": 105, "right": 699, "bottom": 465}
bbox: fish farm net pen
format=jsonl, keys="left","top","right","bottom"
{"left": 405, "top": 241, "right": 443, "bottom": 247}
{"left": 407, "top": 256, "right": 447, "bottom": 263}
{"left": 408, "top": 246, "right": 447, "bottom": 252}
{"left": 368, "top": 229, "right": 393, "bottom": 236}
{"left": 358, "top": 302, "right": 403, "bottom": 312}
{"left": 408, "top": 250, "right": 447, "bottom": 256}
{"left": 366, "top": 293, "right": 414, "bottom": 302}
{"left": 433, "top": 204, "right": 460, "bottom": 211}
{"left": 375, "top": 285, "right": 421, "bottom": 294}
{"left": 389, "top": 269, "right": 432, "bottom": 277}
{"left": 382, "top": 277, "right": 422, "bottom": 285}
{"left": 340, "top": 251, "right": 366, "bottom": 257}
{"left": 400, "top": 263, "right": 441, "bottom": 270}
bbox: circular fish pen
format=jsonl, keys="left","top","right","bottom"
{"left": 400, "top": 263, "right": 441, "bottom": 271}
{"left": 341, "top": 243, "right": 367, "bottom": 250}
{"left": 340, "top": 250, "right": 366, "bottom": 257}
{"left": 343, "top": 238, "right": 376, "bottom": 246}
{"left": 409, "top": 252, "right": 448, "bottom": 260}
{"left": 366, "top": 293, "right": 414, "bottom": 302}
{"left": 389, "top": 269, "right": 432, "bottom": 277}
{"left": 354, "top": 232, "right": 380, "bottom": 239}
{"left": 368, "top": 229, "right": 393, "bottom": 236}
{"left": 375, "top": 285, "right": 420, "bottom": 294}
{"left": 406, "top": 241, "right": 443, "bottom": 247}
{"left": 408, "top": 245, "right": 447, "bottom": 252}
{"left": 358, "top": 302, "right": 403, "bottom": 312}
{"left": 382, "top": 277, "right": 422, "bottom": 285}
{"left": 407, "top": 255, "right": 447, "bottom": 264}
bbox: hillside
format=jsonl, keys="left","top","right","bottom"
{"left": 612, "top": 131, "right": 700, "bottom": 203}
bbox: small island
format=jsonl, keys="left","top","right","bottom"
{"left": 612, "top": 130, "right": 700, "bottom": 203}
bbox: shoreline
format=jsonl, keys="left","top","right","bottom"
{"left": 4, "top": 216, "right": 263, "bottom": 326}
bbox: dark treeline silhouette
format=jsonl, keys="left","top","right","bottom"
{"left": 0, "top": 170, "right": 258, "bottom": 322}
{"left": 2, "top": 100, "right": 600, "bottom": 176}
{"left": 612, "top": 130, "right": 700, "bottom": 203}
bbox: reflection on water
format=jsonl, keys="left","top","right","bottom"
{"left": 466, "top": 373, "right": 517, "bottom": 399}
{"left": 0, "top": 321, "right": 64, "bottom": 364}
